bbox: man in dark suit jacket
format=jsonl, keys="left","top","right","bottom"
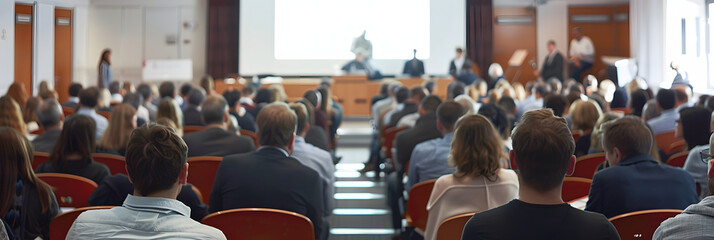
{"left": 33, "top": 99, "right": 64, "bottom": 153}
{"left": 537, "top": 40, "right": 565, "bottom": 82}
{"left": 223, "top": 89, "right": 257, "bottom": 132}
{"left": 210, "top": 102, "right": 326, "bottom": 240}
{"left": 183, "top": 88, "right": 205, "bottom": 126}
{"left": 449, "top": 47, "right": 476, "bottom": 85}
{"left": 403, "top": 49, "right": 425, "bottom": 77}
{"left": 183, "top": 95, "right": 255, "bottom": 157}
{"left": 586, "top": 117, "right": 699, "bottom": 218}
{"left": 61, "top": 83, "right": 82, "bottom": 109}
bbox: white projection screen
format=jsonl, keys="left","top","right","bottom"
{"left": 239, "top": 0, "right": 465, "bottom": 76}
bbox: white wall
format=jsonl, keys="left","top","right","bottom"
{"left": 0, "top": 0, "right": 14, "bottom": 95}
{"left": 536, "top": 1, "right": 568, "bottom": 72}
{"left": 34, "top": 3, "right": 54, "bottom": 95}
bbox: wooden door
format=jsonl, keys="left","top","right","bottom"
{"left": 493, "top": 7, "right": 538, "bottom": 85}
{"left": 55, "top": 8, "right": 73, "bottom": 102}
{"left": 15, "top": 4, "right": 33, "bottom": 96}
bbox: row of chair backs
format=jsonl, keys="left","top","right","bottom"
{"left": 561, "top": 177, "right": 593, "bottom": 202}
{"left": 656, "top": 131, "right": 682, "bottom": 155}
{"left": 609, "top": 209, "right": 682, "bottom": 240}
{"left": 37, "top": 173, "right": 97, "bottom": 208}
{"left": 186, "top": 156, "right": 224, "bottom": 205}
{"left": 50, "top": 206, "right": 114, "bottom": 240}
{"left": 572, "top": 152, "right": 606, "bottom": 179}
{"left": 202, "top": 208, "right": 314, "bottom": 240}
{"left": 406, "top": 179, "right": 437, "bottom": 232}
{"left": 382, "top": 126, "right": 408, "bottom": 159}
{"left": 93, "top": 153, "right": 128, "bottom": 175}
{"left": 435, "top": 212, "right": 475, "bottom": 240}
{"left": 665, "top": 151, "right": 689, "bottom": 168}
{"left": 239, "top": 129, "right": 259, "bottom": 147}
{"left": 62, "top": 106, "right": 75, "bottom": 117}
{"left": 32, "top": 152, "right": 51, "bottom": 170}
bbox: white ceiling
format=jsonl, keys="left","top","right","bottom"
{"left": 494, "top": 0, "right": 630, "bottom": 7}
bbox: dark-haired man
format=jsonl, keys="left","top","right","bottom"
{"left": 67, "top": 124, "right": 226, "bottom": 239}
{"left": 183, "top": 88, "right": 206, "bottom": 126}
{"left": 222, "top": 89, "right": 257, "bottom": 132}
{"left": 137, "top": 83, "right": 157, "bottom": 121}
{"left": 647, "top": 88, "right": 678, "bottom": 135}
{"left": 33, "top": 99, "right": 64, "bottom": 153}
{"left": 462, "top": 109, "right": 619, "bottom": 239}
{"left": 182, "top": 95, "right": 255, "bottom": 157}
{"left": 76, "top": 87, "right": 108, "bottom": 139}
{"left": 210, "top": 102, "right": 326, "bottom": 240}
{"left": 586, "top": 117, "right": 698, "bottom": 218}
{"left": 62, "top": 83, "right": 83, "bottom": 109}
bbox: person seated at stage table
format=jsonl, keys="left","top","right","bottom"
{"left": 341, "top": 50, "right": 383, "bottom": 80}
{"left": 182, "top": 95, "right": 255, "bottom": 157}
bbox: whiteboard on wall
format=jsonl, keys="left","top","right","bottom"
{"left": 142, "top": 59, "right": 193, "bottom": 81}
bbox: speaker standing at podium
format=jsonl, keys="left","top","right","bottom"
{"left": 534, "top": 40, "right": 565, "bottom": 83}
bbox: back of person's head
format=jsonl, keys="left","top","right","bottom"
{"left": 497, "top": 96, "right": 516, "bottom": 115}
{"left": 156, "top": 117, "right": 178, "bottom": 132}
{"left": 410, "top": 86, "right": 427, "bottom": 103}
{"left": 544, "top": 94, "right": 568, "bottom": 117}
{"left": 157, "top": 98, "right": 183, "bottom": 128}
{"left": 589, "top": 113, "right": 622, "bottom": 153}
{"left": 674, "top": 87, "right": 689, "bottom": 104}
{"left": 601, "top": 117, "right": 653, "bottom": 161}
{"left": 137, "top": 84, "right": 153, "bottom": 102}
{"left": 0, "top": 127, "right": 52, "bottom": 215}
{"left": 512, "top": 109, "right": 575, "bottom": 192}
{"left": 488, "top": 63, "right": 504, "bottom": 79}
{"left": 159, "top": 82, "right": 176, "bottom": 99}
{"left": 610, "top": 88, "right": 628, "bottom": 109}
{"left": 629, "top": 89, "right": 650, "bottom": 117}
{"left": 36, "top": 98, "right": 62, "bottom": 129}
{"left": 447, "top": 81, "right": 466, "bottom": 100}
{"left": 108, "top": 81, "right": 122, "bottom": 95}
{"left": 200, "top": 75, "right": 214, "bottom": 94}
{"left": 289, "top": 103, "right": 309, "bottom": 135}
{"left": 533, "top": 82, "right": 551, "bottom": 98}
{"left": 187, "top": 88, "right": 206, "bottom": 107}
{"left": 79, "top": 87, "right": 100, "bottom": 108}
{"left": 256, "top": 102, "right": 297, "bottom": 148}
{"left": 643, "top": 99, "right": 662, "bottom": 121}
{"left": 547, "top": 78, "right": 562, "bottom": 94}
{"left": 570, "top": 99, "right": 602, "bottom": 131}
{"left": 68, "top": 83, "right": 83, "bottom": 98}
{"left": 437, "top": 101, "right": 465, "bottom": 132}
{"left": 420, "top": 95, "right": 442, "bottom": 114}
{"left": 424, "top": 81, "right": 436, "bottom": 94}
{"left": 656, "top": 88, "right": 676, "bottom": 110}
{"left": 395, "top": 87, "right": 410, "bottom": 104}
{"left": 125, "top": 124, "right": 188, "bottom": 196}
{"left": 122, "top": 92, "right": 144, "bottom": 110}
{"left": 303, "top": 90, "right": 321, "bottom": 108}
{"left": 23, "top": 97, "right": 40, "bottom": 123}
{"left": 222, "top": 89, "right": 241, "bottom": 108}
{"left": 179, "top": 84, "right": 193, "bottom": 97}
{"left": 450, "top": 114, "right": 504, "bottom": 180}
{"left": 6, "top": 82, "right": 28, "bottom": 108}
{"left": 202, "top": 95, "right": 228, "bottom": 125}
{"left": 0, "top": 96, "right": 27, "bottom": 136}
{"left": 317, "top": 87, "right": 332, "bottom": 112}
{"left": 50, "top": 115, "right": 96, "bottom": 169}
{"left": 242, "top": 85, "right": 255, "bottom": 97}
{"left": 269, "top": 85, "right": 288, "bottom": 103}
{"left": 478, "top": 104, "right": 510, "bottom": 140}
{"left": 679, "top": 107, "right": 712, "bottom": 149}
{"left": 99, "top": 104, "right": 137, "bottom": 150}
{"left": 37, "top": 81, "right": 55, "bottom": 100}
{"left": 255, "top": 88, "right": 275, "bottom": 104}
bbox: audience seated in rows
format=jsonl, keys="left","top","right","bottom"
{"left": 222, "top": 89, "right": 257, "bottom": 132}
{"left": 179, "top": 83, "right": 194, "bottom": 111}
{"left": 304, "top": 90, "right": 330, "bottom": 133}
{"left": 382, "top": 86, "right": 410, "bottom": 127}
{"left": 157, "top": 97, "right": 184, "bottom": 136}
{"left": 424, "top": 114, "right": 518, "bottom": 240}
{"left": 297, "top": 99, "right": 331, "bottom": 151}
{"left": 394, "top": 95, "right": 443, "bottom": 173}
{"left": 96, "top": 104, "right": 137, "bottom": 156}
{"left": 679, "top": 107, "right": 713, "bottom": 198}
{"left": 478, "top": 104, "right": 512, "bottom": 153}
{"left": 210, "top": 102, "right": 326, "bottom": 240}
{"left": 0, "top": 127, "right": 59, "bottom": 239}
{"left": 137, "top": 83, "right": 158, "bottom": 121}
{"left": 62, "top": 83, "right": 83, "bottom": 109}
{"left": 123, "top": 92, "right": 149, "bottom": 125}
{"left": 184, "top": 88, "right": 206, "bottom": 126}
{"left": 36, "top": 115, "right": 110, "bottom": 184}
{"left": 629, "top": 89, "right": 650, "bottom": 117}
{"left": 108, "top": 81, "right": 124, "bottom": 104}
{"left": 648, "top": 89, "right": 679, "bottom": 135}
{"left": 570, "top": 99, "right": 602, "bottom": 157}
{"left": 247, "top": 88, "right": 274, "bottom": 117}
{"left": 67, "top": 124, "right": 226, "bottom": 239}
{"left": 462, "top": 109, "right": 619, "bottom": 239}
{"left": 33, "top": 99, "right": 64, "bottom": 153}
{"left": 585, "top": 117, "right": 698, "bottom": 218}
{"left": 76, "top": 87, "right": 108, "bottom": 139}
{"left": 317, "top": 85, "right": 343, "bottom": 142}
{"left": 183, "top": 95, "right": 255, "bottom": 157}
{"left": 239, "top": 85, "right": 255, "bottom": 107}
{"left": 396, "top": 87, "right": 428, "bottom": 128}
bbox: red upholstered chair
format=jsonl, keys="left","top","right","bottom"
{"left": 561, "top": 177, "right": 593, "bottom": 202}
{"left": 665, "top": 151, "right": 690, "bottom": 168}
{"left": 239, "top": 129, "right": 259, "bottom": 147}
{"left": 186, "top": 156, "right": 223, "bottom": 205}
{"left": 50, "top": 206, "right": 114, "bottom": 240}
{"left": 572, "top": 132, "right": 581, "bottom": 142}
{"left": 610, "top": 108, "right": 632, "bottom": 115}
{"left": 609, "top": 209, "right": 683, "bottom": 240}
{"left": 183, "top": 125, "right": 206, "bottom": 135}
{"left": 97, "top": 111, "right": 111, "bottom": 120}
{"left": 435, "top": 212, "right": 476, "bottom": 240}
{"left": 62, "top": 106, "right": 75, "bottom": 117}
{"left": 666, "top": 140, "right": 686, "bottom": 155}
{"left": 32, "top": 152, "right": 51, "bottom": 170}
{"left": 655, "top": 131, "right": 680, "bottom": 153}
{"left": 36, "top": 173, "right": 97, "bottom": 208}
{"left": 30, "top": 127, "right": 44, "bottom": 135}
{"left": 202, "top": 208, "right": 314, "bottom": 240}
{"left": 572, "top": 153, "right": 606, "bottom": 179}
{"left": 382, "top": 126, "right": 408, "bottom": 159}
{"left": 406, "top": 179, "right": 437, "bottom": 232}
{"left": 92, "top": 153, "right": 127, "bottom": 175}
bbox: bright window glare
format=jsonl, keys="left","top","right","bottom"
{"left": 274, "top": 0, "right": 430, "bottom": 60}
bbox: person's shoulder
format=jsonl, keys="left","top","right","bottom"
{"left": 173, "top": 217, "right": 227, "bottom": 240}
{"left": 74, "top": 208, "right": 119, "bottom": 224}
{"left": 498, "top": 168, "right": 518, "bottom": 181}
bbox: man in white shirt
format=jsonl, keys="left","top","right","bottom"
{"left": 67, "top": 124, "right": 226, "bottom": 239}
{"left": 568, "top": 27, "right": 595, "bottom": 82}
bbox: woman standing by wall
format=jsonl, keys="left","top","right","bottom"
{"left": 97, "top": 49, "right": 112, "bottom": 89}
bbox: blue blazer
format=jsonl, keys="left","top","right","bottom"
{"left": 585, "top": 154, "right": 698, "bottom": 218}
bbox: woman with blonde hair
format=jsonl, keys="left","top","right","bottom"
{"left": 97, "top": 104, "right": 137, "bottom": 155}
{"left": 157, "top": 98, "right": 184, "bottom": 136}
{"left": 569, "top": 99, "right": 602, "bottom": 157}
{"left": 6, "top": 82, "right": 29, "bottom": 109}
{"left": 424, "top": 114, "right": 518, "bottom": 240}
{"left": 0, "top": 96, "right": 27, "bottom": 136}
{"left": 38, "top": 80, "right": 57, "bottom": 100}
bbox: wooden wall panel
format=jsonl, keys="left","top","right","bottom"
{"left": 493, "top": 7, "right": 538, "bottom": 86}
{"left": 55, "top": 8, "right": 72, "bottom": 102}
{"left": 15, "top": 4, "right": 33, "bottom": 96}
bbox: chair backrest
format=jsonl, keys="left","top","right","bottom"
{"left": 611, "top": 108, "right": 632, "bottom": 115}
{"left": 383, "top": 126, "right": 408, "bottom": 159}
{"left": 655, "top": 131, "right": 680, "bottom": 153}
{"left": 97, "top": 110, "right": 111, "bottom": 120}
{"left": 435, "top": 212, "right": 475, "bottom": 240}
{"left": 32, "top": 152, "right": 51, "bottom": 170}
{"left": 92, "top": 153, "right": 127, "bottom": 175}
{"left": 572, "top": 152, "right": 606, "bottom": 179}
{"left": 62, "top": 106, "right": 75, "bottom": 117}
{"left": 50, "top": 206, "right": 113, "bottom": 240}
{"left": 572, "top": 132, "right": 581, "bottom": 142}
{"left": 202, "top": 208, "right": 314, "bottom": 240}
{"left": 186, "top": 156, "right": 223, "bottom": 205}
{"left": 406, "top": 179, "right": 437, "bottom": 231}
{"left": 36, "top": 173, "right": 97, "bottom": 207}
{"left": 666, "top": 140, "right": 687, "bottom": 155}
{"left": 239, "top": 129, "right": 259, "bottom": 147}
{"left": 30, "top": 127, "right": 44, "bottom": 135}
{"left": 562, "top": 177, "right": 593, "bottom": 202}
{"left": 609, "top": 209, "right": 683, "bottom": 240}
{"left": 183, "top": 125, "right": 206, "bottom": 135}
{"left": 665, "top": 151, "right": 690, "bottom": 168}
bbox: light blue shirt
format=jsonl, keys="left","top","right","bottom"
{"left": 291, "top": 136, "right": 335, "bottom": 214}
{"left": 684, "top": 145, "right": 709, "bottom": 199}
{"left": 76, "top": 107, "right": 108, "bottom": 140}
{"left": 99, "top": 62, "right": 112, "bottom": 89}
{"left": 67, "top": 195, "right": 226, "bottom": 239}
{"left": 407, "top": 132, "right": 457, "bottom": 190}
{"left": 647, "top": 109, "right": 679, "bottom": 135}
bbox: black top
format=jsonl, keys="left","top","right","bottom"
{"left": 540, "top": 51, "right": 565, "bottom": 82}
{"left": 210, "top": 148, "right": 325, "bottom": 240}
{"left": 305, "top": 124, "right": 330, "bottom": 151}
{"left": 403, "top": 58, "right": 425, "bottom": 77}
{"left": 35, "top": 158, "right": 110, "bottom": 184}
{"left": 183, "top": 105, "right": 204, "bottom": 126}
{"left": 183, "top": 127, "right": 256, "bottom": 157}
{"left": 88, "top": 174, "right": 209, "bottom": 222}
{"left": 229, "top": 111, "right": 257, "bottom": 132}
{"left": 462, "top": 200, "right": 620, "bottom": 240}
{"left": 4, "top": 181, "right": 59, "bottom": 240}
{"left": 574, "top": 133, "right": 592, "bottom": 157}
{"left": 31, "top": 129, "right": 61, "bottom": 154}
